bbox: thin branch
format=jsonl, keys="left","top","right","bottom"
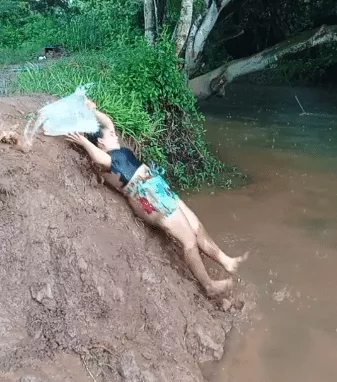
{"left": 221, "top": 29, "right": 244, "bottom": 43}
{"left": 89, "top": 344, "right": 117, "bottom": 357}
{"left": 81, "top": 355, "right": 99, "bottom": 382}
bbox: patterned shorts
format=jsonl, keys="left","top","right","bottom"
{"left": 124, "top": 164, "right": 179, "bottom": 217}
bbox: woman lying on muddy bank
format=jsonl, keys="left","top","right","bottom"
{"left": 65, "top": 100, "right": 248, "bottom": 297}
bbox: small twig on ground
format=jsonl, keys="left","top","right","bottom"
{"left": 8, "top": 103, "right": 25, "bottom": 116}
{"left": 89, "top": 344, "right": 117, "bottom": 357}
{"left": 134, "top": 216, "right": 145, "bottom": 228}
{"left": 81, "top": 355, "right": 99, "bottom": 382}
{"left": 100, "top": 363, "right": 115, "bottom": 371}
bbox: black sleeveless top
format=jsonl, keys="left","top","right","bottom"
{"left": 107, "top": 147, "right": 142, "bottom": 186}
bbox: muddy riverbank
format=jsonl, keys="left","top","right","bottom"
{"left": 0, "top": 94, "right": 251, "bottom": 382}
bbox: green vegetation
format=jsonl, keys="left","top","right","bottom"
{"left": 0, "top": 0, "right": 244, "bottom": 190}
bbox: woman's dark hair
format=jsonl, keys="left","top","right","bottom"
{"left": 86, "top": 128, "right": 103, "bottom": 146}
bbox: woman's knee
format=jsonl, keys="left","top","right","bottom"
{"left": 169, "top": 224, "right": 198, "bottom": 252}
{"left": 159, "top": 210, "right": 197, "bottom": 248}
{"left": 181, "top": 235, "right": 198, "bottom": 253}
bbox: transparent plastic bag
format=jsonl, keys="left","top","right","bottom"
{"left": 39, "top": 83, "right": 99, "bottom": 136}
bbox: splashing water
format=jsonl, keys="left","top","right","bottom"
{"left": 24, "top": 83, "right": 99, "bottom": 146}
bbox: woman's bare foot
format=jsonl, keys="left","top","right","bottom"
{"left": 222, "top": 251, "right": 249, "bottom": 274}
{"left": 205, "top": 278, "right": 234, "bottom": 297}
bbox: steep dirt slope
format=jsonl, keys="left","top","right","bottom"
{"left": 0, "top": 95, "right": 248, "bottom": 382}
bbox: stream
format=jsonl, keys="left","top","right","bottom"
{"left": 188, "top": 83, "right": 337, "bottom": 382}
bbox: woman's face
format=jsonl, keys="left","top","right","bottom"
{"left": 97, "top": 127, "right": 120, "bottom": 151}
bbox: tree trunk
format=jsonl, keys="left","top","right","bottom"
{"left": 184, "top": 0, "right": 232, "bottom": 77}
{"left": 175, "top": 0, "right": 194, "bottom": 56}
{"left": 189, "top": 25, "right": 337, "bottom": 99}
{"left": 144, "top": 0, "right": 156, "bottom": 45}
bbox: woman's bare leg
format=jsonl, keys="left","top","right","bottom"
{"left": 158, "top": 207, "right": 233, "bottom": 297}
{"left": 178, "top": 200, "right": 249, "bottom": 274}
{"left": 128, "top": 197, "right": 233, "bottom": 296}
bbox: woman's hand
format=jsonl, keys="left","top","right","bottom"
{"left": 85, "top": 97, "right": 96, "bottom": 110}
{"left": 84, "top": 97, "right": 116, "bottom": 135}
{"left": 66, "top": 132, "right": 88, "bottom": 147}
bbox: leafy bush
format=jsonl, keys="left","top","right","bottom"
{"left": 55, "top": 1, "right": 143, "bottom": 51}
{"left": 0, "top": 3, "right": 60, "bottom": 64}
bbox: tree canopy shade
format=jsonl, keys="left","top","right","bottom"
{"left": 143, "top": 0, "right": 337, "bottom": 97}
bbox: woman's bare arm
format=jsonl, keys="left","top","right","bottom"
{"left": 67, "top": 133, "right": 112, "bottom": 170}
{"left": 94, "top": 109, "right": 116, "bottom": 134}
{"left": 82, "top": 140, "right": 112, "bottom": 169}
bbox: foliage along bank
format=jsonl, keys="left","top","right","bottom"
{"left": 1, "top": 1, "right": 244, "bottom": 190}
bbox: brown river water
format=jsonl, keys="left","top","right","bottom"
{"left": 187, "top": 84, "right": 337, "bottom": 382}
